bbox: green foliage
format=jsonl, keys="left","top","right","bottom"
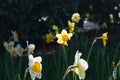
{"left": 0, "top": 0, "right": 120, "bottom": 80}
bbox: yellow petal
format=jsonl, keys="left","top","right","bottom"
{"left": 103, "top": 39, "right": 106, "bottom": 46}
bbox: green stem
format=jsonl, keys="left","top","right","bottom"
{"left": 62, "top": 65, "right": 77, "bottom": 80}
{"left": 4, "top": 56, "right": 12, "bottom": 80}
{"left": 18, "top": 57, "right": 22, "bottom": 74}
{"left": 62, "top": 45, "right": 68, "bottom": 66}
{"left": 53, "top": 51, "right": 59, "bottom": 79}
{"left": 72, "top": 72, "right": 77, "bottom": 80}
{"left": 87, "top": 37, "right": 98, "bottom": 61}
{"left": 87, "top": 42, "right": 94, "bottom": 62}
{"left": 23, "top": 68, "right": 28, "bottom": 80}
{"left": 113, "top": 41, "right": 120, "bottom": 61}
{"left": 11, "top": 57, "right": 14, "bottom": 80}
{"left": 17, "top": 74, "right": 21, "bottom": 80}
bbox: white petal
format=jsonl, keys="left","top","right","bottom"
{"left": 29, "top": 67, "right": 36, "bottom": 80}
{"left": 16, "top": 44, "right": 20, "bottom": 47}
{"left": 28, "top": 44, "right": 35, "bottom": 52}
{"left": 73, "top": 67, "right": 79, "bottom": 75}
{"left": 9, "top": 41, "right": 14, "bottom": 45}
{"left": 3, "top": 42, "right": 7, "bottom": 47}
{"left": 56, "top": 34, "right": 60, "bottom": 38}
{"left": 78, "top": 70, "right": 85, "bottom": 79}
{"left": 34, "top": 56, "right": 42, "bottom": 63}
{"left": 36, "top": 72, "right": 42, "bottom": 79}
{"left": 74, "top": 50, "right": 82, "bottom": 64}
{"left": 28, "top": 54, "right": 34, "bottom": 66}
{"left": 79, "top": 59, "right": 88, "bottom": 70}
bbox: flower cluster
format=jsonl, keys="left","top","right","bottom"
{"left": 3, "top": 31, "right": 24, "bottom": 57}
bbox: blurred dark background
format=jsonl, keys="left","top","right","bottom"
{"left": 0, "top": 0, "right": 120, "bottom": 53}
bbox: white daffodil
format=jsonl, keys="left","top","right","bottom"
{"left": 3, "top": 41, "right": 14, "bottom": 52}
{"left": 27, "top": 44, "right": 35, "bottom": 54}
{"left": 63, "top": 51, "right": 88, "bottom": 80}
{"left": 72, "top": 51, "right": 88, "bottom": 79}
{"left": 9, "top": 48, "right": 17, "bottom": 57}
{"left": 15, "top": 44, "right": 24, "bottom": 56}
{"left": 28, "top": 54, "right": 42, "bottom": 80}
{"left": 11, "top": 31, "right": 19, "bottom": 42}
{"left": 71, "top": 13, "right": 80, "bottom": 23}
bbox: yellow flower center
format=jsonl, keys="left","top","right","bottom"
{"left": 17, "top": 48, "right": 23, "bottom": 53}
{"left": 76, "top": 62, "right": 85, "bottom": 71}
{"left": 62, "top": 34, "right": 69, "bottom": 42}
{"left": 74, "top": 16, "right": 78, "bottom": 20}
{"left": 49, "top": 36, "right": 54, "bottom": 41}
{"left": 32, "top": 62, "right": 41, "bottom": 73}
{"left": 46, "top": 34, "right": 54, "bottom": 43}
{"left": 11, "top": 50, "right": 17, "bottom": 56}
{"left": 7, "top": 44, "right": 13, "bottom": 49}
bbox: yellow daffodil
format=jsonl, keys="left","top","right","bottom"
{"left": 68, "top": 20, "right": 75, "bottom": 33}
{"left": 52, "top": 25, "right": 59, "bottom": 34}
{"left": 28, "top": 54, "right": 42, "bottom": 80}
{"left": 11, "top": 31, "right": 19, "bottom": 42}
{"left": 102, "top": 32, "right": 108, "bottom": 46}
{"left": 45, "top": 32, "right": 55, "bottom": 43}
{"left": 71, "top": 13, "right": 80, "bottom": 23}
{"left": 56, "top": 29, "right": 73, "bottom": 46}
{"left": 3, "top": 41, "right": 14, "bottom": 52}
{"left": 15, "top": 44, "right": 24, "bottom": 56}
{"left": 63, "top": 51, "right": 88, "bottom": 80}
{"left": 27, "top": 44, "right": 35, "bottom": 54}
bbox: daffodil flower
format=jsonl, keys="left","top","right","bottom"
{"left": 63, "top": 51, "right": 88, "bottom": 80}
{"left": 73, "top": 51, "right": 88, "bottom": 79}
{"left": 45, "top": 32, "right": 55, "bottom": 43}
{"left": 28, "top": 54, "right": 42, "bottom": 80}
{"left": 9, "top": 48, "right": 17, "bottom": 57}
{"left": 15, "top": 44, "right": 24, "bottom": 56}
{"left": 68, "top": 20, "right": 75, "bottom": 33}
{"left": 3, "top": 41, "right": 14, "bottom": 52}
{"left": 27, "top": 44, "right": 35, "bottom": 54}
{"left": 102, "top": 32, "right": 108, "bottom": 46}
{"left": 11, "top": 31, "right": 19, "bottom": 42}
{"left": 71, "top": 13, "right": 80, "bottom": 23}
{"left": 56, "top": 29, "right": 73, "bottom": 46}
